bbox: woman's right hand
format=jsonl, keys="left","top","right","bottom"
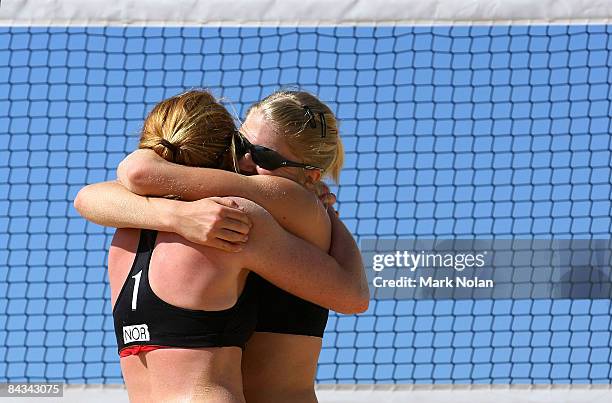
{"left": 172, "top": 197, "right": 252, "bottom": 252}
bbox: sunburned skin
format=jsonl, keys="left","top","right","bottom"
{"left": 148, "top": 232, "right": 248, "bottom": 311}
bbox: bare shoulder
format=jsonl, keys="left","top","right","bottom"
{"left": 247, "top": 175, "right": 317, "bottom": 201}
{"left": 225, "top": 197, "right": 273, "bottom": 221}
{"left": 227, "top": 194, "right": 331, "bottom": 251}
{"left": 110, "top": 228, "right": 140, "bottom": 252}
{"left": 108, "top": 228, "right": 140, "bottom": 307}
{"left": 245, "top": 176, "right": 328, "bottom": 221}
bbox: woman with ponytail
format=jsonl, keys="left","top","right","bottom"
{"left": 75, "top": 89, "right": 368, "bottom": 403}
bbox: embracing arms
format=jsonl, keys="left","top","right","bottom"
{"left": 117, "top": 149, "right": 328, "bottom": 246}
{"left": 74, "top": 181, "right": 251, "bottom": 252}
{"left": 74, "top": 149, "right": 369, "bottom": 313}
{"left": 75, "top": 181, "right": 369, "bottom": 313}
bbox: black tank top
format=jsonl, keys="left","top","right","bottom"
{"left": 112, "top": 230, "right": 257, "bottom": 354}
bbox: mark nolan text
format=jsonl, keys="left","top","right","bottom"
{"left": 373, "top": 276, "right": 494, "bottom": 288}
{"left": 421, "top": 276, "right": 493, "bottom": 288}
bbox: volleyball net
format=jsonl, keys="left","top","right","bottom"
{"left": 1, "top": 0, "right": 612, "bottom": 392}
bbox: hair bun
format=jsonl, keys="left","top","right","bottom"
{"left": 160, "top": 138, "right": 179, "bottom": 153}
{"left": 159, "top": 138, "right": 180, "bottom": 161}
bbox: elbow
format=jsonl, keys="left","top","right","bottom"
{"left": 117, "top": 158, "right": 149, "bottom": 194}
{"left": 354, "top": 288, "right": 371, "bottom": 313}
{"left": 341, "top": 264, "right": 371, "bottom": 314}
{"left": 352, "top": 289, "right": 371, "bottom": 314}
{"left": 74, "top": 185, "right": 104, "bottom": 224}
{"left": 335, "top": 287, "right": 370, "bottom": 315}
{"left": 73, "top": 186, "right": 91, "bottom": 217}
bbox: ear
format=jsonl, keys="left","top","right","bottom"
{"left": 304, "top": 169, "right": 322, "bottom": 184}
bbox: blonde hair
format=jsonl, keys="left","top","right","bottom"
{"left": 139, "top": 90, "right": 238, "bottom": 170}
{"left": 248, "top": 90, "right": 344, "bottom": 182}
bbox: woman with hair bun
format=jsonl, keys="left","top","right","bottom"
{"left": 75, "top": 89, "right": 368, "bottom": 403}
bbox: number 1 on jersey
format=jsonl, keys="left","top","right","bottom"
{"left": 131, "top": 270, "right": 142, "bottom": 311}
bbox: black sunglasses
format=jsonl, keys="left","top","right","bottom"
{"left": 235, "top": 132, "right": 322, "bottom": 171}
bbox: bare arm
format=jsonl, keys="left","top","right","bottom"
{"left": 75, "top": 182, "right": 367, "bottom": 313}
{"left": 78, "top": 150, "right": 366, "bottom": 311}
{"left": 74, "top": 181, "right": 251, "bottom": 252}
{"left": 327, "top": 209, "right": 370, "bottom": 308}
{"left": 118, "top": 149, "right": 329, "bottom": 246}
{"left": 240, "top": 199, "right": 369, "bottom": 314}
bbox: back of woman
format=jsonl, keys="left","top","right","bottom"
{"left": 108, "top": 91, "right": 254, "bottom": 403}
{"left": 109, "top": 230, "right": 249, "bottom": 402}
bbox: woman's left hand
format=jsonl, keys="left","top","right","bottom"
{"left": 171, "top": 197, "right": 252, "bottom": 252}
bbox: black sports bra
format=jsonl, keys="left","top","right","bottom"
{"left": 112, "top": 230, "right": 257, "bottom": 354}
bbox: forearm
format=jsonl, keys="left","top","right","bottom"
{"left": 254, "top": 235, "right": 365, "bottom": 314}
{"left": 74, "top": 181, "right": 175, "bottom": 231}
{"left": 118, "top": 148, "right": 255, "bottom": 200}
{"left": 328, "top": 211, "right": 370, "bottom": 308}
